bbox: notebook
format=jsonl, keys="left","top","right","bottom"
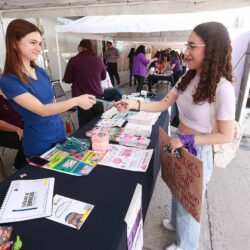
{"left": 0, "top": 178, "right": 54, "bottom": 223}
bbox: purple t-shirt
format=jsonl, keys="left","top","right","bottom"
{"left": 132, "top": 53, "right": 149, "bottom": 77}
{"left": 171, "top": 59, "right": 183, "bottom": 73}
{"left": 171, "top": 75, "right": 235, "bottom": 133}
{"left": 63, "top": 51, "right": 106, "bottom": 98}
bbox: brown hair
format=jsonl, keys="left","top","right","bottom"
{"left": 177, "top": 22, "right": 233, "bottom": 104}
{"left": 78, "top": 39, "right": 95, "bottom": 56}
{"left": 3, "top": 19, "right": 42, "bottom": 83}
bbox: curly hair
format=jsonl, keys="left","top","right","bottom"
{"left": 177, "top": 22, "right": 233, "bottom": 104}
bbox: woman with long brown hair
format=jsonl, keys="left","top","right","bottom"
{"left": 0, "top": 19, "right": 96, "bottom": 158}
{"left": 115, "top": 22, "right": 235, "bottom": 250}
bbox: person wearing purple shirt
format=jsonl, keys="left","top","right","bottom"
{"left": 63, "top": 39, "right": 106, "bottom": 127}
{"left": 169, "top": 50, "right": 183, "bottom": 86}
{"left": 132, "top": 45, "right": 150, "bottom": 92}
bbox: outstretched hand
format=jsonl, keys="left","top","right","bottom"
{"left": 78, "top": 94, "right": 96, "bottom": 110}
{"left": 114, "top": 99, "right": 135, "bottom": 112}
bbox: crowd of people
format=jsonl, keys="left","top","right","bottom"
{"left": 0, "top": 18, "right": 236, "bottom": 250}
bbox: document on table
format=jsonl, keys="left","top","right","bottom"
{"left": 47, "top": 194, "right": 94, "bottom": 230}
{"left": 99, "top": 144, "right": 153, "bottom": 172}
{"left": 0, "top": 178, "right": 54, "bottom": 223}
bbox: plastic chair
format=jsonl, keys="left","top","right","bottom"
{"left": 51, "top": 80, "right": 77, "bottom": 132}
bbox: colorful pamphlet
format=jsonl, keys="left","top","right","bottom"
{"left": 99, "top": 144, "right": 153, "bottom": 172}
{"left": 47, "top": 194, "right": 94, "bottom": 230}
{"left": 85, "top": 126, "right": 121, "bottom": 141}
{"left": 96, "top": 118, "right": 125, "bottom": 127}
{"left": 40, "top": 147, "right": 106, "bottom": 176}
{"left": 113, "top": 128, "right": 150, "bottom": 149}
{"left": 0, "top": 178, "right": 54, "bottom": 223}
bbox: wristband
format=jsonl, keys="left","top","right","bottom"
{"left": 137, "top": 100, "right": 141, "bottom": 111}
{"left": 179, "top": 134, "right": 198, "bottom": 156}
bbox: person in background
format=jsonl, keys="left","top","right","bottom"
{"left": 105, "top": 41, "right": 120, "bottom": 86}
{"left": 115, "top": 22, "right": 235, "bottom": 250}
{"left": 132, "top": 45, "right": 150, "bottom": 93}
{"left": 63, "top": 39, "right": 106, "bottom": 127}
{"left": 0, "top": 90, "right": 26, "bottom": 172}
{"left": 0, "top": 19, "right": 96, "bottom": 159}
{"left": 128, "top": 48, "right": 136, "bottom": 86}
{"left": 180, "top": 52, "right": 187, "bottom": 75}
{"left": 101, "top": 71, "right": 123, "bottom": 102}
{"left": 169, "top": 50, "right": 183, "bottom": 86}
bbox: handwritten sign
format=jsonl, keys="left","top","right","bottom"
{"left": 159, "top": 127, "right": 203, "bottom": 222}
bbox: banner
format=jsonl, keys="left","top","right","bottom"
{"left": 159, "top": 127, "right": 203, "bottom": 222}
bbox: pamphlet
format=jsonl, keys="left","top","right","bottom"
{"left": 47, "top": 194, "right": 94, "bottom": 230}
{"left": 99, "top": 144, "right": 153, "bottom": 172}
{"left": 40, "top": 148, "right": 106, "bottom": 176}
{"left": 0, "top": 178, "right": 54, "bottom": 223}
{"left": 96, "top": 118, "right": 125, "bottom": 127}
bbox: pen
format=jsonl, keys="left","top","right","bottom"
{"left": 96, "top": 98, "right": 114, "bottom": 105}
{"left": 12, "top": 207, "right": 38, "bottom": 212}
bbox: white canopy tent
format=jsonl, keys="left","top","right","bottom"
{"left": 1, "top": 0, "right": 250, "bottom": 18}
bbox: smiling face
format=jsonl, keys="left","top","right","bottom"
{"left": 184, "top": 31, "right": 205, "bottom": 75}
{"left": 16, "top": 31, "right": 42, "bottom": 63}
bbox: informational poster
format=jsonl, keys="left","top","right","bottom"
{"left": 159, "top": 127, "right": 203, "bottom": 222}
{"left": 124, "top": 184, "right": 143, "bottom": 250}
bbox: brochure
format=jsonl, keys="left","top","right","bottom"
{"left": 96, "top": 118, "right": 125, "bottom": 127}
{"left": 85, "top": 126, "right": 121, "bottom": 141}
{"left": 0, "top": 178, "right": 54, "bottom": 223}
{"left": 99, "top": 144, "right": 153, "bottom": 172}
{"left": 47, "top": 194, "right": 94, "bottom": 230}
{"left": 40, "top": 148, "right": 105, "bottom": 176}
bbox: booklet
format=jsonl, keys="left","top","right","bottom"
{"left": 47, "top": 194, "right": 94, "bottom": 230}
{"left": 0, "top": 178, "right": 54, "bottom": 223}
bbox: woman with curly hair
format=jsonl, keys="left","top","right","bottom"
{"left": 115, "top": 22, "right": 235, "bottom": 250}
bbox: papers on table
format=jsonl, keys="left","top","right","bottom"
{"left": 0, "top": 178, "right": 54, "bottom": 223}
{"left": 127, "top": 111, "right": 161, "bottom": 125}
{"left": 47, "top": 194, "right": 94, "bottom": 230}
{"left": 123, "top": 123, "right": 152, "bottom": 137}
{"left": 99, "top": 144, "right": 153, "bottom": 172}
{"left": 96, "top": 118, "right": 125, "bottom": 127}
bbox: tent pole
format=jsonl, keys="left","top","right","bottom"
{"left": 55, "top": 32, "right": 62, "bottom": 84}
{"left": 0, "top": 14, "right": 6, "bottom": 70}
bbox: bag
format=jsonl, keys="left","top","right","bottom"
{"left": 210, "top": 103, "right": 243, "bottom": 168}
{"left": 213, "top": 121, "right": 242, "bottom": 168}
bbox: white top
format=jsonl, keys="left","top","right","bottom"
{"left": 171, "top": 75, "right": 236, "bottom": 133}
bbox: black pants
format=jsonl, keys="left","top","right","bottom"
{"left": 0, "top": 131, "right": 27, "bottom": 169}
{"left": 107, "top": 63, "right": 120, "bottom": 85}
{"left": 78, "top": 102, "right": 104, "bottom": 128}
{"left": 135, "top": 75, "right": 145, "bottom": 93}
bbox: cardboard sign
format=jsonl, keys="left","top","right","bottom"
{"left": 159, "top": 127, "right": 203, "bottom": 222}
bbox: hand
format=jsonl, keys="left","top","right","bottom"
{"left": 15, "top": 128, "right": 23, "bottom": 141}
{"left": 77, "top": 94, "right": 96, "bottom": 110}
{"left": 169, "top": 137, "right": 183, "bottom": 154}
{"left": 114, "top": 99, "right": 136, "bottom": 113}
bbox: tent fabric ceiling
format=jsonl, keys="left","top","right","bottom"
{"left": 1, "top": 0, "right": 250, "bottom": 17}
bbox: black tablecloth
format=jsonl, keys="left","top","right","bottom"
{"left": 0, "top": 101, "right": 168, "bottom": 250}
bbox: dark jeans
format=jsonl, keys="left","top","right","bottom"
{"left": 104, "top": 88, "right": 123, "bottom": 101}
{"left": 107, "top": 63, "right": 120, "bottom": 85}
{"left": 129, "top": 63, "right": 136, "bottom": 85}
{"left": 0, "top": 131, "right": 27, "bottom": 169}
{"left": 135, "top": 75, "right": 145, "bottom": 93}
{"left": 78, "top": 102, "right": 104, "bottom": 128}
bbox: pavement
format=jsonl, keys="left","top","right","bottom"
{"left": 1, "top": 78, "right": 250, "bottom": 250}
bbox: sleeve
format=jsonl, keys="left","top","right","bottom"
{"left": 63, "top": 58, "right": 74, "bottom": 83}
{"left": 170, "top": 82, "right": 180, "bottom": 96}
{"left": 0, "top": 76, "right": 28, "bottom": 100}
{"left": 215, "top": 79, "right": 236, "bottom": 120}
{"left": 141, "top": 54, "right": 150, "bottom": 66}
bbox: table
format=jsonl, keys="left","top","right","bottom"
{"left": 147, "top": 74, "right": 174, "bottom": 91}
{"left": 0, "top": 105, "right": 169, "bottom": 250}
